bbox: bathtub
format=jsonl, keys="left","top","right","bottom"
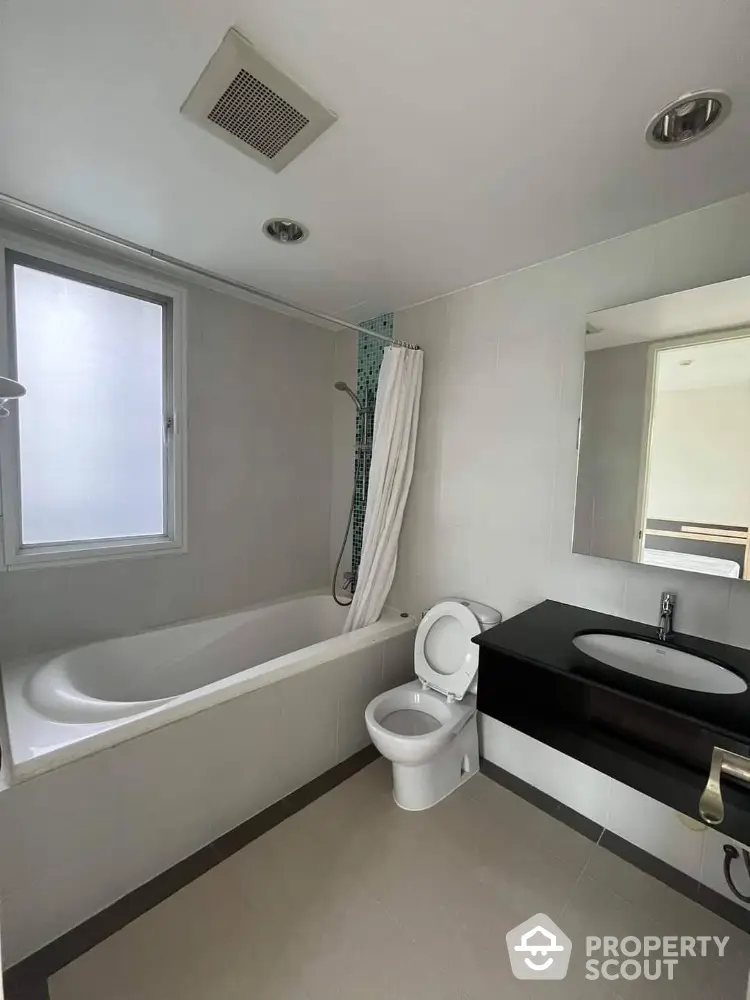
{"left": 1, "top": 592, "right": 416, "bottom": 780}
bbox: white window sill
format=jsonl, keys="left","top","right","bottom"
{"left": 4, "top": 536, "right": 187, "bottom": 571}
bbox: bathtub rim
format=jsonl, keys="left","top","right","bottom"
{"left": 0, "top": 591, "right": 416, "bottom": 785}
{"left": 18, "top": 588, "right": 352, "bottom": 720}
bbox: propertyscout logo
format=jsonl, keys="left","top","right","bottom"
{"left": 584, "top": 932, "right": 730, "bottom": 982}
{"left": 506, "top": 914, "right": 572, "bottom": 980}
{"left": 506, "top": 914, "right": 730, "bottom": 982}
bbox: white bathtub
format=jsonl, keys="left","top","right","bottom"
{"left": 1, "top": 592, "right": 416, "bottom": 780}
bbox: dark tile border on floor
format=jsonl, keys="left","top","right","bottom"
{"left": 479, "top": 757, "right": 604, "bottom": 843}
{"left": 601, "top": 830, "right": 750, "bottom": 935}
{"left": 480, "top": 757, "right": 750, "bottom": 936}
{"left": 3, "top": 745, "right": 379, "bottom": 1000}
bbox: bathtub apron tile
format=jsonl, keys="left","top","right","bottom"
{"left": 276, "top": 663, "right": 339, "bottom": 798}
{"left": 381, "top": 629, "right": 416, "bottom": 689}
{"left": 334, "top": 645, "right": 387, "bottom": 762}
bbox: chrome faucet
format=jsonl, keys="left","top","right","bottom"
{"left": 658, "top": 592, "right": 676, "bottom": 641}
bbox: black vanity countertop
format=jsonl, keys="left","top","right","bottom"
{"left": 473, "top": 600, "right": 750, "bottom": 744}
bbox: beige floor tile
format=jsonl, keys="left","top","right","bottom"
{"left": 49, "top": 855, "right": 298, "bottom": 1000}
{"left": 48, "top": 762, "right": 750, "bottom": 1000}
{"left": 560, "top": 872, "right": 750, "bottom": 1000}
{"left": 461, "top": 774, "right": 597, "bottom": 870}
{"left": 582, "top": 844, "right": 676, "bottom": 909}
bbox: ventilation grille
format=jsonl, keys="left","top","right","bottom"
{"left": 181, "top": 28, "right": 337, "bottom": 173}
{"left": 207, "top": 69, "right": 310, "bottom": 159}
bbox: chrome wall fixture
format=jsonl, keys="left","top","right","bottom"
{"left": 698, "top": 745, "right": 750, "bottom": 826}
{"left": 0, "top": 375, "right": 26, "bottom": 417}
{"left": 722, "top": 843, "right": 750, "bottom": 903}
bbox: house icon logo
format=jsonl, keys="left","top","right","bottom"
{"left": 506, "top": 913, "right": 572, "bottom": 980}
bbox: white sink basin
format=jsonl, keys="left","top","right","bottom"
{"left": 572, "top": 633, "right": 747, "bottom": 696}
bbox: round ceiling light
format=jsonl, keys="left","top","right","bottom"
{"left": 646, "top": 91, "right": 730, "bottom": 148}
{"left": 262, "top": 218, "right": 309, "bottom": 244}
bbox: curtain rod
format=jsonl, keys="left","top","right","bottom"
{"left": 0, "top": 191, "right": 420, "bottom": 350}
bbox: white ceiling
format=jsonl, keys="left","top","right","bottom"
{"left": 657, "top": 336, "right": 750, "bottom": 391}
{"left": 3, "top": 0, "right": 750, "bottom": 318}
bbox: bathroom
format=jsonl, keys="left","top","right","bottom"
{"left": 2, "top": 1, "right": 750, "bottom": 998}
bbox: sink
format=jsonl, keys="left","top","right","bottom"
{"left": 572, "top": 633, "right": 748, "bottom": 695}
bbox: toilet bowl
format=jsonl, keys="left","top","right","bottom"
{"left": 365, "top": 598, "right": 501, "bottom": 810}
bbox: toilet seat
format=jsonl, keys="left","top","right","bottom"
{"left": 365, "top": 681, "right": 474, "bottom": 766}
{"left": 414, "top": 600, "right": 481, "bottom": 701}
{"left": 370, "top": 684, "right": 457, "bottom": 732}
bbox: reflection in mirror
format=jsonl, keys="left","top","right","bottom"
{"left": 574, "top": 280, "right": 750, "bottom": 581}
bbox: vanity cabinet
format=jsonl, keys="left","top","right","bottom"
{"left": 475, "top": 601, "right": 750, "bottom": 851}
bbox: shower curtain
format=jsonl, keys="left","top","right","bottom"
{"left": 344, "top": 345, "right": 423, "bottom": 632}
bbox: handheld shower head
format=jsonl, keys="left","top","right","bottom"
{"left": 334, "top": 381, "right": 364, "bottom": 412}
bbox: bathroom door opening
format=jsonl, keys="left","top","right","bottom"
{"left": 635, "top": 329, "right": 750, "bottom": 579}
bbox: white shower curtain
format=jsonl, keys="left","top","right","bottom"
{"left": 344, "top": 345, "right": 423, "bottom": 632}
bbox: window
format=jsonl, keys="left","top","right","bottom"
{"left": 0, "top": 242, "right": 186, "bottom": 567}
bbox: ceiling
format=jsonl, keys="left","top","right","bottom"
{"left": 657, "top": 336, "right": 750, "bottom": 391}
{"left": 3, "top": 1, "right": 750, "bottom": 319}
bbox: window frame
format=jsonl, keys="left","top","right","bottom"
{"left": 0, "top": 233, "right": 187, "bottom": 569}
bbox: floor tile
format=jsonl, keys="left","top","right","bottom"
{"left": 561, "top": 872, "right": 749, "bottom": 1000}
{"left": 582, "top": 843, "right": 675, "bottom": 909}
{"left": 48, "top": 761, "right": 750, "bottom": 1000}
{"left": 462, "top": 773, "right": 597, "bottom": 869}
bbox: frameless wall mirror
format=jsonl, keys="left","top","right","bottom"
{"left": 574, "top": 276, "right": 750, "bottom": 582}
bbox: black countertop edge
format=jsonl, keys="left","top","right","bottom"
{"left": 474, "top": 600, "right": 750, "bottom": 744}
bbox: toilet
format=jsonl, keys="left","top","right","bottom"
{"left": 365, "top": 598, "right": 502, "bottom": 810}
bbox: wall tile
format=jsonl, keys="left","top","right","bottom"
{"left": 408, "top": 524, "right": 492, "bottom": 612}
{"left": 605, "top": 776, "right": 705, "bottom": 880}
{"left": 276, "top": 664, "right": 340, "bottom": 799}
{"left": 623, "top": 563, "right": 732, "bottom": 641}
{"left": 381, "top": 629, "right": 416, "bottom": 689}
{"left": 334, "top": 645, "right": 385, "bottom": 761}
{"left": 479, "top": 716, "right": 611, "bottom": 827}
{"left": 724, "top": 581, "right": 750, "bottom": 650}
{"left": 546, "top": 554, "right": 629, "bottom": 618}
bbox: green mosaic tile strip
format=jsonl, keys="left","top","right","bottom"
{"left": 352, "top": 313, "right": 393, "bottom": 579}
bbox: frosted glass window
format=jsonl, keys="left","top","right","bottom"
{"left": 11, "top": 261, "right": 168, "bottom": 546}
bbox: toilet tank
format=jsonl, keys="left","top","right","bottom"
{"left": 455, "top": 598, "right": 502, "bottom": 694}
{"left": 455, "top": 599, "right": 502, "bottom": 632}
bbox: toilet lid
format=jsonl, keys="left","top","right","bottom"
{"left": 414, "top": 600, "right": 481, "bottom": 700}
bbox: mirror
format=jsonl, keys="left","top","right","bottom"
{"left": 574, "top": 277, "right": 750, "bottom": 581}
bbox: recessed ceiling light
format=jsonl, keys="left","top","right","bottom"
{"left": 262, "top": 218, "right": 308, "bottom": 244}
{"left": 646, "top": 91, "right": 730, "bottom": 148}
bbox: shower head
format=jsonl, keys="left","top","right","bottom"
{"left": 334, "top": 381, "right": 364, "bottom": 412}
